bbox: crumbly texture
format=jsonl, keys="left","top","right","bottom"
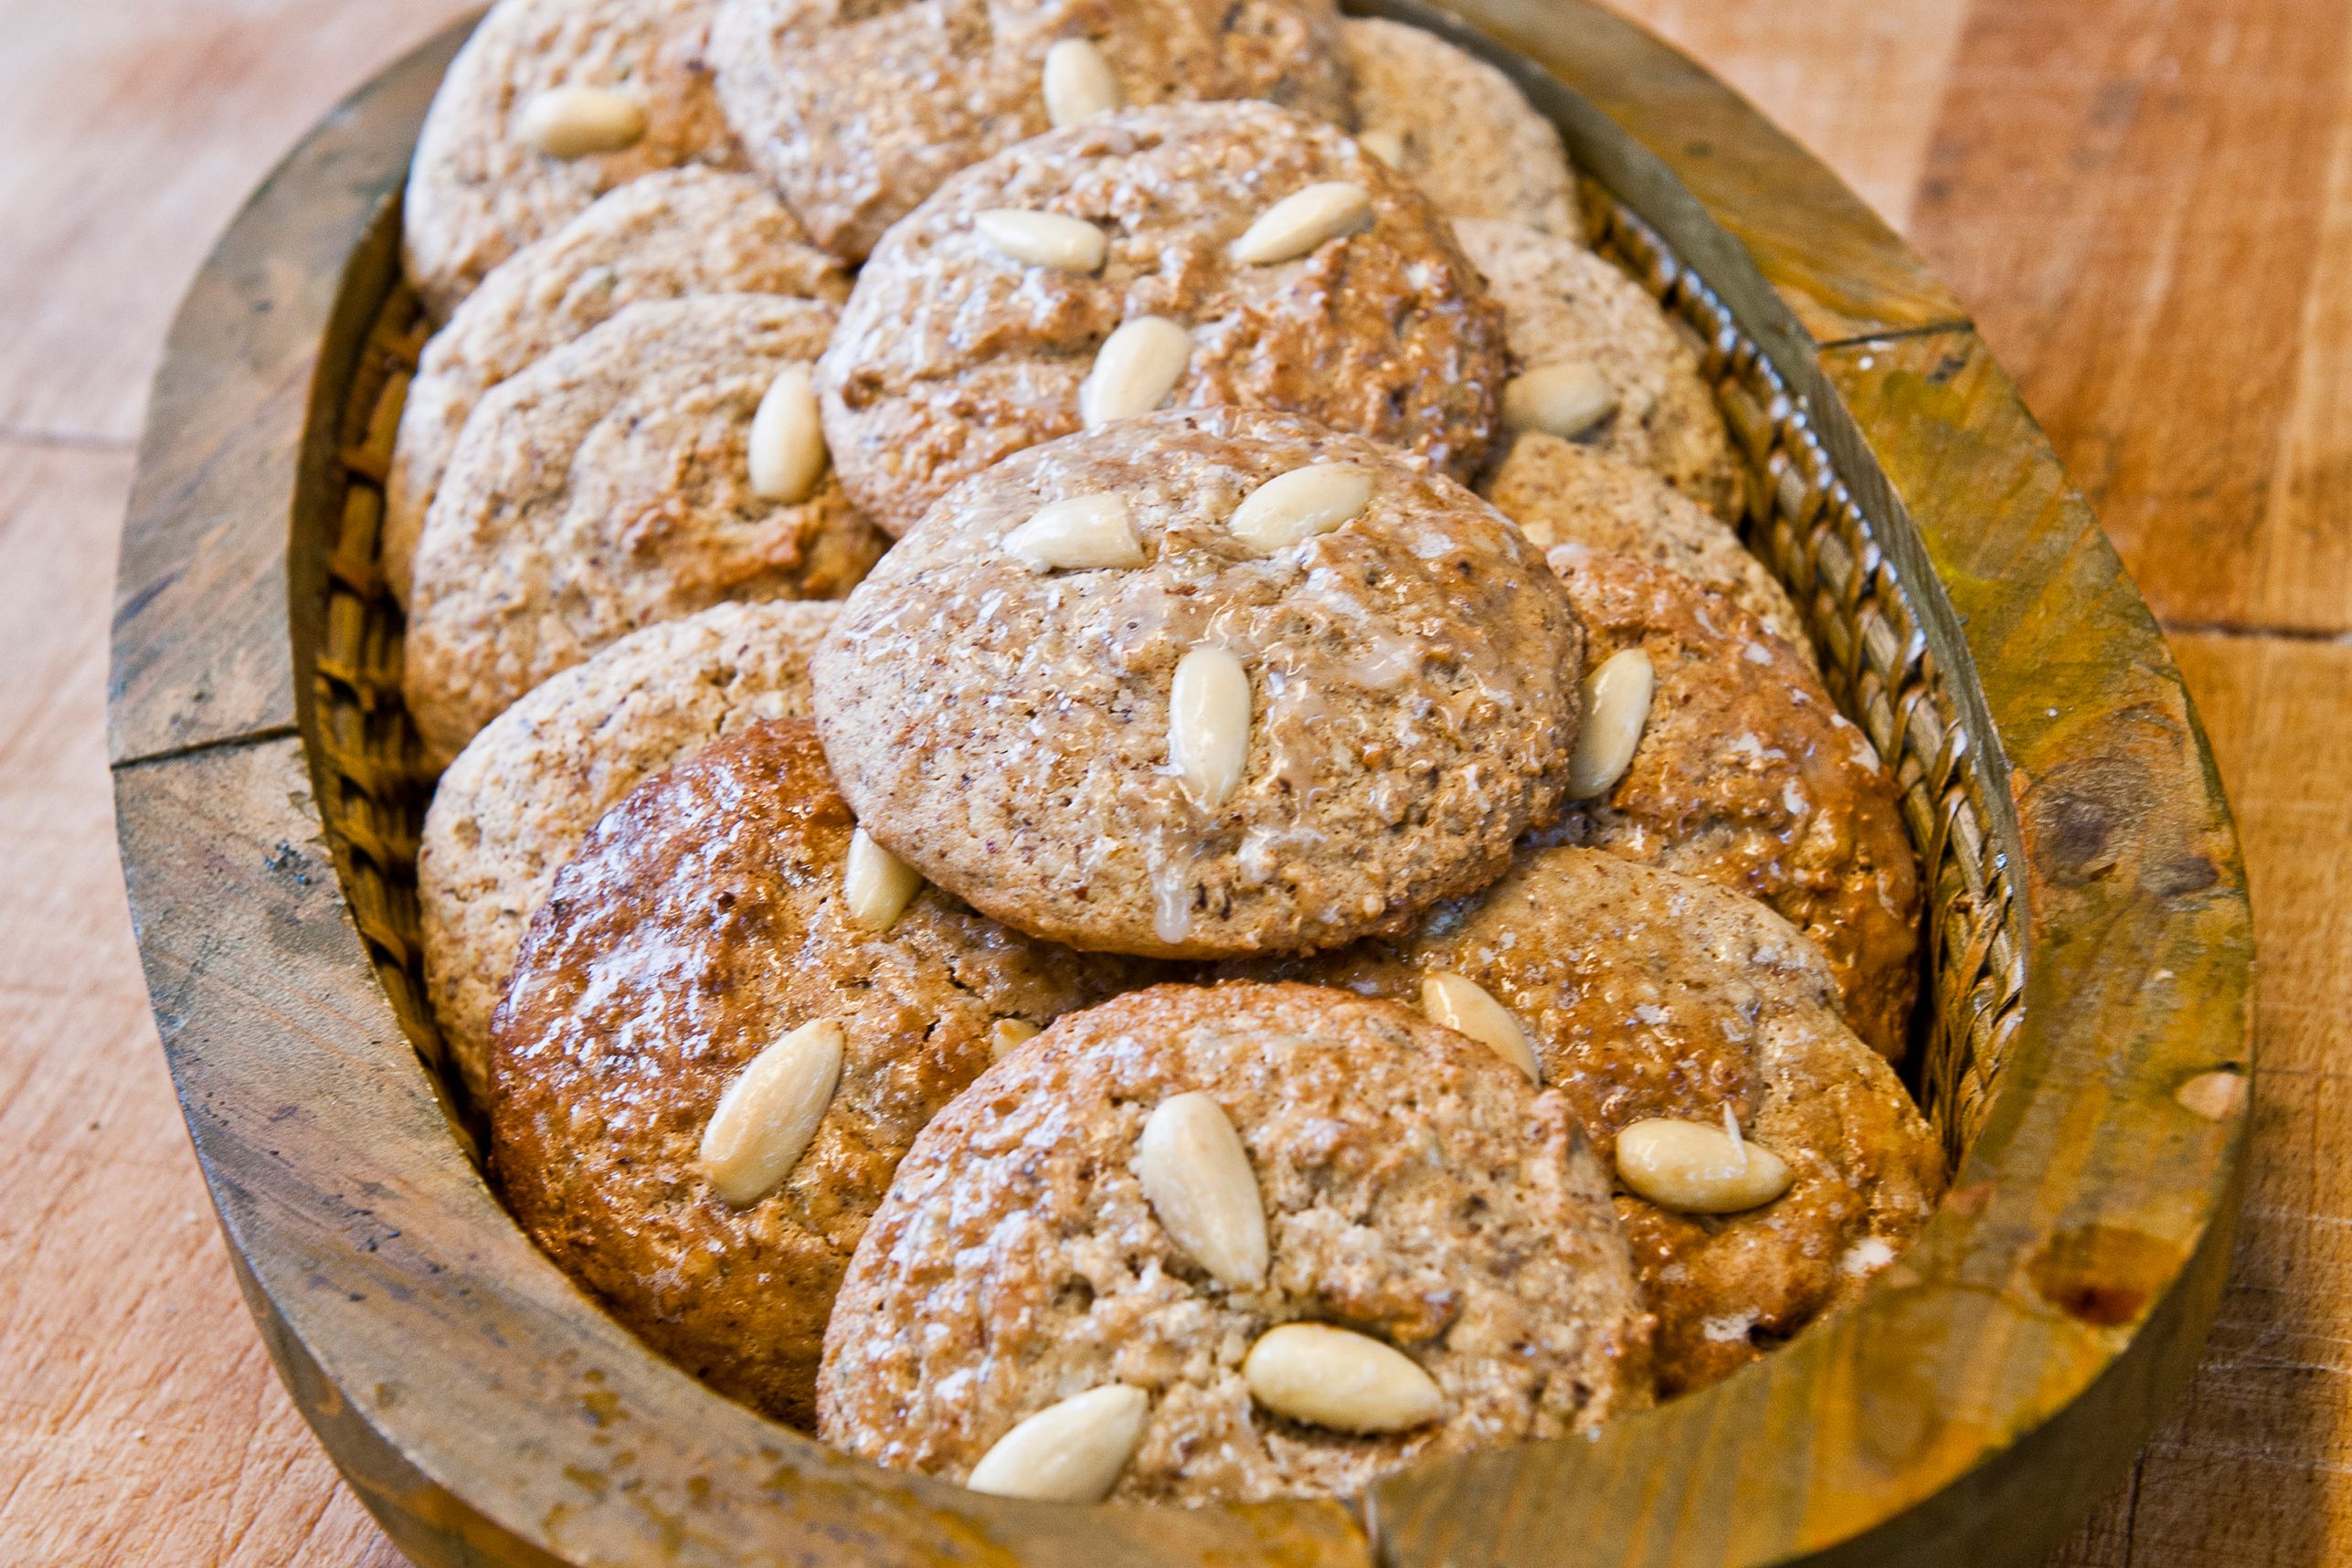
{"left": 1534, "top": 546, "right": 1922, "bottom": 1059}
{"left": 816, "top": 102, "right": 1510, "bottom": 535}
{"left": 1343, "top": 19, "right": 1581, "bottom": 239}
{"left": 817, "top": 981, "right": 1651, "bottom": 1500}
{"left": 491, "top": 720, "right": 1147, "bottom": 1427}
{"left": 403, "top": 294, "right": 887, "bottom": 767}
{"left": 387, "top": 170, "right": 849, "bottom": 606}
{"left": 1277, "top": 850, "right": 1944, "bottom": 1395}
{"left": 811, "top": 409, "right": 1584, "bottom": 959}
{"left": 402, "top": 0, "right": 745, "bottom": 322}
{"left": 1485, "top": 434, "right": 1811, "bottom": 663}
{"left": 712, "top": 0, "right": 1352, "bottom": 260}
{"left": 420, "top": 600, "right": 837, "bottom": 1101}
{"left": 1456, "top": 218, "right": 1744, "bottom": 523}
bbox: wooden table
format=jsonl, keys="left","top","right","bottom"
{"left": 0, "top": 2, "right": 2338, "bottom": 1563}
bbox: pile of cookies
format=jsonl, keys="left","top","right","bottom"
{"left": 396, "top": 0, "right": 1944, "bottom": 1508}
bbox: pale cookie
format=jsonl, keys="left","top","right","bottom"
{"left": 810, "top": 409, "right": 1584, "bottom": 960}
{"left": 711, "top": 0, "right": 1351, "bottom": 260}
{"left": 402, "top": 0, "right": 745, "bottom": 321}
{"left": 1344, "top": 18, "right": 1580, "bottom": 238}
{"left": 816, "top": 102, "right": 1508, "bottom": 535}
{"left": 420, "top": 599, "right": 836, "bottom": 1100}
{"left": 491, "top": 719, "right": 1147, "bottom": 1427}
{"left": 387, "top": 169, "right": 849, "bottom": 606}
{"left": 817, "top": 982, "right": 1651, "bottom": 1501}
{"left": 403, "top": 294, "right": 886, "bottom": 767}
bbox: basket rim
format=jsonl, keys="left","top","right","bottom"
{"left": 110, "top": 5, "right": 2252, "bottom": 1566}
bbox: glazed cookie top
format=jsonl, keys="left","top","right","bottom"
{"left": 387, "top": 169, "right": 849, "bottom": 606}
{"left": 491, "top": 719, "right": 1147, "bottom": 1427}
{"left": 420, "top": 599, "right": 837, "bottom": 1101}
{"left": 1343, "top": 18, "right": 1582, "bottom": 239}
{"left": 815, "top": 102, "right": 1510, "bottom": 535}
{"left": 402, "top": 0, "right": 744, "bottom": 321}
{"left": 1485, "top": 433, "right": 1810, "bottom": 662}
{"left": 810, "top": 409, "right": 1584, "bottom": 960}
{"left": 817, "top": 981, "right": 1651, "bottom": 1502}
{"left": 1287, "top": 849, "right": 1945, "bottom": 1395}
{"left": 711, "top": 0, "right": 1351, "bottom": 260}
{"left": 1457, "top": 217, "right": 1744, "bottom": 523}
{"left": 402, "top": 293, "right": 887, "bottom": 767}
{"left": 1535, "top": 546, "right": 1923, "bottom": 1059}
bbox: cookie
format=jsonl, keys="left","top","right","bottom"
{"left": 1343, "top": 18, "right": 1580, "bottom": 239}
{"left": 1284, "top": 849, "right": 1944, "bottom": 1395}
{"left": 403, "top": 293, "right": 887, "bottom": 767}
{"left": 420, "top": 599, "right": 836, "bottom": 1101}
{"left": 402, "top": 0, "right": 745, "bottom": 321}
{"left": 810, "top": 408, "right": 1584, "bottom": 960}
{"left": 815, "top": 102, "right": 1510, "bottom": 535}
{"left": 1456, "top": 217, "right": 1744, "bottom": 523}
{"left": 1537, "top": 546, "right": 1922, "bottom": 1058}
{"left": 491, "top": 718, "right": 1146, "bottom": 1427}
{"left": 711, "top": 0, "right": 1351, "bottom": 260}
{"left": 817, "top": 981, "right": 1651, "bottom": 1501}
{"left": 387, "top": 169, "right": 850, "bottom": 606}
{"left": 1486, "top": 433, "right": 1812, "bottom": 662}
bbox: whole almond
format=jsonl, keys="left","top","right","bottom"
{"left": 1136, "top": 1093, "right": 1268, "bottom": 1288}
{"left": 1242, "top": 1324, "right": 1443, "bottom": 1434}
{"left": 698, "top": 1018, "right": 845, "bottom": 1205}
{"left": 1502, "top": 360, "right": 1618, "bottom": 440}
{"left": 1231, "top": 182, "right": 1374, "bottom": 265}
{"left": 1226, "top": 463, "right": 1374, "bottom": 552}
{"left": 965, "top": 1384, "right": 1150, "bottom": 1501}
{"left": 516, "top": 86, "right": 646, "bottom": 158}
{"left": 989, "top": 1017, "right": 1043, "bottom": 1061}
{"left": 1170, "top": 647, "right": 1251, "bottom": 810}
{"left": 843, "top": 827, "right": 924, "bottom": 932}
{"left": 1567, "top": 647, "right": 1656, "bottom": 799}
{"left": 1616, "top": 1117, "right": 1793, "bottom": 1213}
{"left": 974, "top": 207, "right": 1107, "bottom": 272}
{"left": 748, "top": 363, "right": 827, "bottom": 503}
{"left": 1004, "top": 493, "right": 1146, "bottom": 572}
{"left": 1419, "top": 973, "right": 1540, "bottom": 1082}
{"left": 1080, "top": 316, "right": 1192, "bottom": 427}
{"left": 1043, "top": 37, "right": 1122, "bottom": 126}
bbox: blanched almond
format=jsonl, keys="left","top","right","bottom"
{"left": 1242, "top": 1324, "right": 1443, "bottom": 1433}
{"left": 516, "top": 87, "right": 646, "bottom": 158}
{"left": 1137, "top": 1093, "right": 1267, "bottom": 1288}
{"left": 1502, "top": 360, "right": 1618, "bottom": 440}
{"left": 1358, "top": 128, "right": 1407, "bottom": 167}
{"left": 1043, "top": 38, "right": 1121, "bottom": 126}
{"left": 1231, "top": 182, "right": 1375, "bottom": 264}
{"left": 843, "top": 828, "right": 923, "bottom": 932}
{"left": 1226, "top": 463, "right": 1374, "bottom": 552}
{"left": 1170, "top": 647, "right": 1250, "bottom": 810}
{"left": 699, "top": 1019, "right": 845, "bottom": 1205}
{"left": 1616, "top": 1117, "right": 1792, "bottom": 1213}
{"left": 974, "top": 208, "right": 1107, "bottom": 272}
{"left": 989, "top": 1018, "right": 1042, "bottom": 1061}
{"left": 748, "top": 363, "right": 827, "bottom": 503}
{"left": 1080, "top": 316, "right": 1192, "bottom": 427}
{"left": 965, "top": 1384, "right": 1149, "bottom": 1501}
{"left": 1419, "top": 973, "right": 1539, "bottom": 1082}
{"left": 1003, "top": 493, "right": 1145, "bottom": 571}
{"left": 1567, "top": 647, "right": 1655, "bottom": 799}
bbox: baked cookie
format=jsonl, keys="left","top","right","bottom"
{"left": 491, "top": 718, "right": 1145, "bottom": 1427}
{"left": 403, "top": 294, "right": 886, "bottom": 767}
{"left": 1286, "top": 849, "right": 1944, "bottom": 1395}
{"left": 711, "top": 0, "right": 1351, "bottom": 260}
{"left": 810, "top": 408, "right": 1584, "bottom": 959}
{"left": 817, "top": 981, "right": 1651, "bottom": 1501}
{"left": 1343, "top": 18, "right": 1580, "bottom": 239}
{"left": 420, "top": 599, "right": 836, "bottom": 1100}
{"left": 1486, "top": 433, "right": 1812, "bottom": 662}
{"left": 1457, "top": 217, "right": 1743, "bottom": 523}
{"left": 387, "top": 169, "right": 849, "bottom": 606}
{"left": 403, "top": 0, "right": 744, "bottom": 322}
{"left": 1536, "top": 546, "right": 1922, "bottom": 1058}
{"left": 815, "top": 102, "right": 1509, "bottom": 535}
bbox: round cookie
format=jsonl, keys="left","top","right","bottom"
{"left": 403, "top": 293, "right": 886, "bottom": 767}
{"left": 711, "top": 0, "right": 1351, "bottom": 260}
{"left": 817, "top": 981, "right": 1652, "bottom": 1501}
{"left": 1485, "top": 433, "right": 1813, "bottom": 662}
{"left": 421, "top": 599, "right": 837, "bottom": 1101}
{"left": 1536, "top": 546, "right": 1922, "bottom": 1059}
{"left": 387, "top": 169, "right": 850, "bottom": 606}
{"left": 1457, "top": 217, "right": 1743, "bottom": 523}
{"left": 491, "top": 718, "right": 1147, "bottom": 1427}
{"left": 815, "top": 102, "right": 1510, "bottom": 535}
{"left": 810, "top": 408, "right": 1584, "bottom": 960}
{"left": 1343, "top": 18, "right": 1581, "bottom": 239}
{"left": 1286, "top": 848, "right": 1945, "bottom": 1395}
{"left": 402, "top": 0, "right": 745, "bottom": 322}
